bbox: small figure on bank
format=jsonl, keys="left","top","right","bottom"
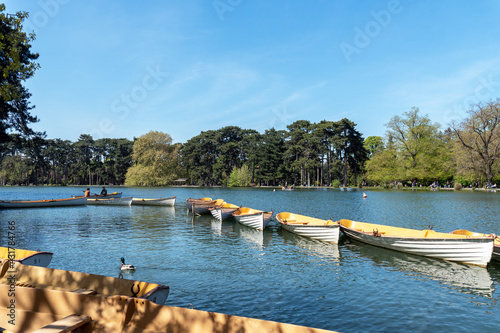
{"left": 100, "top": 186, "right": 107, "bottom": 196}
{"left": 84, "top": 188, "right": 90, "bottom": 197}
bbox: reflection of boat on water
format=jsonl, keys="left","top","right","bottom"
{"left": 280, "top": 229, "right": 340, "bottom": 261}
{"left": 344, "top": 239, "right": 494, "bottom": 297}
{"left": 339, "top": 219, "right": 494, "bottom": 267}
{"left": 233, "top": 221, "right": 273, "bottom": 249}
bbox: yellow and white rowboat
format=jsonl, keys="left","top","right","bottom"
{"left": 338, "top": 219, "right": 494, "bottom": 267}
{"left": 232, "top": 207, "right": 273, "bottom": 231}
{"left": 276, "top": 212, "right": 339, "bottom": 243}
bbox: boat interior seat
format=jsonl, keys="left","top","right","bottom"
{"left": 31, "top": 314, "right": 92, "bottom": 333}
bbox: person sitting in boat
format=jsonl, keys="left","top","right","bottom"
{"left": 100, "top": 186, "right": 107, "bottom": 196}
{"left": 84, "top": 188, "right": 90, "bottom": 197}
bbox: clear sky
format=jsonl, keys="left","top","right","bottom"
{"left": 3, "top": 0, "right": 500, "bottom": 144}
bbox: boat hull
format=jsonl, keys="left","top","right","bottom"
{"left": 0, "top": 284, "right": 333, "bottom": 333}
{"left": 493, "top": 245, "right": 500, "bottom": 261}
{"left": 233, "top": 212, "right": 272, "bottom": 231}
{"left": 209, "top": 205, "right": 239, "bottom": 221}
{"left": 132, "top": 196, "right": 176, "bottom": 206}
{"left": 86, "top": 197, "right": 133, "bottom": 206}
{"left": 340, "top": 221, "right": 494, "bottom": 266}
{"left": 0, "top": 247, "right": 53, "bottom": 267}
{"left": 276, "top": 212, "right": 340, "bottom": 243}
{"left": 0, "top": 197, "right": 87, "bottom": 209}
{"left": 281, "top": 224, "right": 340, "bottom": 243}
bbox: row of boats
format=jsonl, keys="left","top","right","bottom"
{"left": 0, "top": 192, "right": 176, "bottom": 208}
{"left": 187, "top": 197, "right": 500, "bottom": 267}
{"left": 0, "top": 247, "right": 333, "bottom": 333}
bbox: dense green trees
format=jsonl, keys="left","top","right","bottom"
{"left": 0, "top": 134, "right": 133, "bottom": 185}
{"left": 0, "top": 5, "right": 41, "bottom": 143}
{"left": 125, "top": 131, "right": 181, "bottom": 186}
{"left": 365, "top": 108, "right": 456, "bottom": 186}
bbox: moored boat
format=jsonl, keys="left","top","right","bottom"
{"left": 276, "top": 212, "right": 340, "bottom": 243}
{"left": 72, "top": 191, "right": 123, "bottom": 199}
{"left": 86, "top": 197, "right": 133, "bottom": 206}
{"left": 281, "top": 186, "right": 294, "bottom": 191}
{"left": 0, "top": 283, "right": 335, "bottom": 333}
{"left": 0, "top": 197, "right": 87, "bottom": 209}
{"left": 186, "top": 197, "right": 212, "bottom": 211}
{"left": 191, "top": 198, "right": 224, "bottom": 215}
{"left": 132, "top": 196, "right": 176, "bottom": 206}
{"left": 450, "top": 229, "right": 500, "bottom": 262}
{"left": 209, "top": 203, "right": 240, "bottom": 220}
{"left": 338, "top": 219, "right": 494, "bottom": 267}
{"left": 232, "top": 207, "right": 273, "bottom": 231}
{"left": 0, "top": 260, "right": 169, "bottom": 305}
{"left": 0, "top": 247, "right": 53, "bottom": 267}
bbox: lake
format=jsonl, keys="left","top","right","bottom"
{"left": 1, "top": 186, "right": 499, "bottom": 332}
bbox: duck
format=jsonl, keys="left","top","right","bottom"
{"left": 120, "top": 257, "right": 136, "bottom": 271}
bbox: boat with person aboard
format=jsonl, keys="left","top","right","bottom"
{"left": 276, "top": 212, "right": 340, "bottom": 243}
{"left": 338, "top": 219, "right": 494, "bottom": 267}
{"left": 0, "top": 197, "right": 87, "bottom": 209}
{"left": 450, "top": 229, "right": 500, "bottom": 262}
{"left": 72, "top": 191, "right": 123, "bottom": 199}
{"left": 232, "top": 207, "right": 273, "bottom": 231}
{"left": 0, "top": 247, "right": 53, "bottom": 267}
{"left": 132, "top": 196, "right": 176, "bottom": 206}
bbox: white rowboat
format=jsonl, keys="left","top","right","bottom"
{"left": 338, "top": 219, "right": 494, "bottom": 267}
{"left": 232, "top": 207, "right": 273, "bottom": 231}
{"left": 276, "top": 212, "right": 340, "bottom": 243}
{"left": 132, "top": 196, "right": 176, "bottom": 206}
{"left": 209, "top": 203, "right": 240, "bottom": 220}
{"left": 0, "top": 197, "right": 87, "bottom": 209}
{"left": 86, "top": 197, "right": 133, "bottom": 206}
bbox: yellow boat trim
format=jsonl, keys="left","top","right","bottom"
{"left": 338, "top": 219, "right": 493, "bottom": 239}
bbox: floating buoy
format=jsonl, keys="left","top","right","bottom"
{"left": 363, "top": 192, "right": 367, "bottom": 198}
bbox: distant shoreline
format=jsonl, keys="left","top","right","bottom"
{"left": 0, "top": 184, "right": 496, "bottom": 192}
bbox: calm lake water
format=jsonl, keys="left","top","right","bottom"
{"left": 1, "top": 186, "right": 500, "bottom": 332}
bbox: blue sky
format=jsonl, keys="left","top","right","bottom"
{"left": 4, "top": 0, "right": 500, "bottom": 143}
